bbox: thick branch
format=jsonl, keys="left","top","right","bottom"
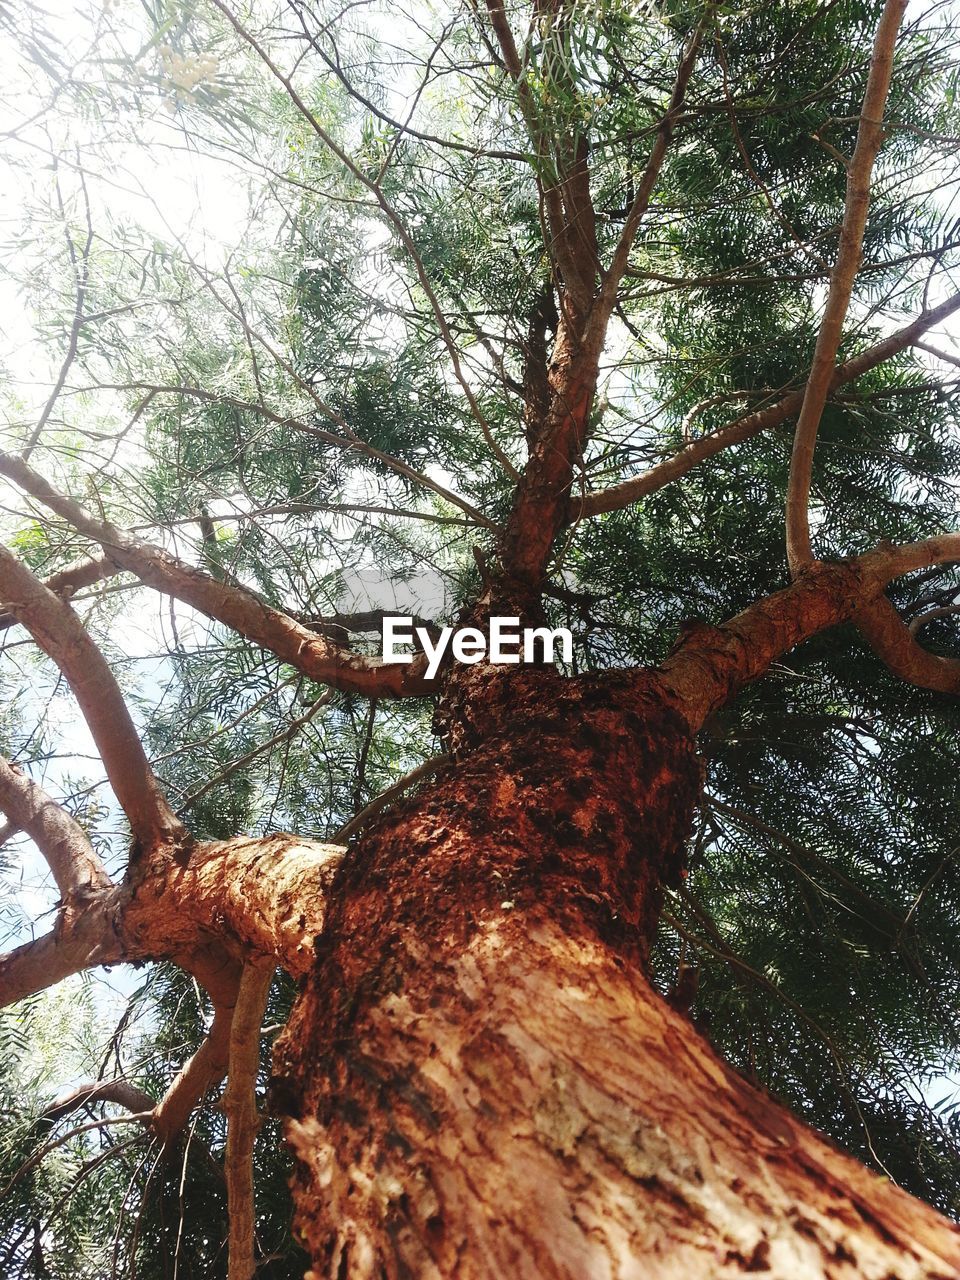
{"left": 500, "top": 320, "right": 600, "bottom": 585}
{"left": 0, "top": 757, "right": 111, "bottom": 899}
{"left": 0, "top": 543, "right": 184, "bottom": 852}
{"left": 123, "top": 836, "right": 346, "bottom": 980}
{"left": 494, "top": 13, "right": 704, "bottom": 584}
{"left": 222, "top": 961, "right": 275, "bottom": 1280}
{"left": 1, "top": 834, "right": 343, "bottom": 1011}
{"left": 0, "top": 900, "right": 123, "bottom": 1007}
{"left": 0, "top": 453, "right": 432, "bottom": 698}
{"left": 855, "top": 596, "right": 960, "bottom": 694}
{"left": 152, "top": 1002, "right": 236, "bottom": 1145}
{"left": 0, "top": 554, "right": 119, "bottom": 634}
{"left": 658, "top": 533, "right": 960, "bottom": 730}
{"left": 577, "top": 288, "right": 960, "bottom": 518}
{"left": 785, "top": 0, "right": 907, "bottom": 573}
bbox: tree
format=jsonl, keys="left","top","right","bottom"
{"left": 2, "top": 0, "right": 960, "bottom": 1274}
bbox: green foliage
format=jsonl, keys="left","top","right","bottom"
{"left": 3, "top": 0, "right": 960, "bottom": 1272}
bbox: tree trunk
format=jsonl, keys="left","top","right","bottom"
{"left": 272, "top": 668, "right": 960, "bottom": 1279}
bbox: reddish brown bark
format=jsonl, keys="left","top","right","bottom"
{"left": 855, "top": 596, "right": 960, "bottom": 694}
{"left": 271, "top": 666, "right": 960, "bottom": 1278}
{"left": 0, "top": 543, "right": 183, "bottom": 850}
{"left": 501, "top": 328, "right": 600, "bottom": 585}
{"left": 785, "top": 0, "right": 908, "bottom": 573}
{"left": 0, "top": 451, "right": 432, "bottom": 699}
{"left": 120, "top": 835, "right": 343, "bottom": 979}
{"left": 284, "top": 914, "right": 960, "bottom": 1279}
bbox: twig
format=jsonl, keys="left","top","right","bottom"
{"left": 335, "top": 755, "right": 449, "bottom": 842}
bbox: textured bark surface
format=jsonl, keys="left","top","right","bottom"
{"left": 283, "top": 915, "right": 960, "bottom": 1279}
{"left": 272, "top": 669, "right": 960, "bottom": 1278}
{"left": 121, "top": 835, "right": 344, "bottom": 979}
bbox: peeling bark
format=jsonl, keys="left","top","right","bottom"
{"left": 285, "top": 915, "right": 960, "bottom": 1280}
{"left": 270, "top": 667, "right": 960, "bottom": 1278}
{"left": 121, "top": 836, "right": 345, "bottom": 978}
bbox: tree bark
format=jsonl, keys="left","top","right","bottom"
{"left": 271, "top": 667, "right": 960, "bottom": 1278}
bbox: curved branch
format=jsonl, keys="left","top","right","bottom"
{"left": 658, "top": 532, "right": 960, "bottom": 730}
{"left": 0, "top": 974, "right": 253, "bottom": 1181}
{"left": 909, "top": 602, "right": 960, "bottom": 635}
{"left": 0, "top": 543, "right": 184, "bottom": 852}
{"left": 0, "top": 453, "right": 433, "bottom": 698}
{"left": 0, "top": 756, "right": 111, "bottom": 899}
{"left": 42, "top": 1079, "right": 156, "bottom": 1126}
{"left": 785, "top": 0, "right": 907, "bottom": 573}
{"left": 37, "top": 969, "right": 254, "bottom": 1154}
{"left": 577, "top": 288, "right": 960, "bottom": 519}
{"left": 855, "top": 596, "right": 960, "bottom": 695}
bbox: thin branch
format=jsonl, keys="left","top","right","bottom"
{"left": 0, "top": 1113, "right": 151, "bottom": 1203}
{"left": 208, "top": 0, "right": 519, "bottom": 480}
{"left": 335, "top": 754, "right": 450, "bottom": 842}
{"left": 0, "top": 543, "right": 184, "bottom": 852}
{"left": 0, "top": 756, "right": 111, "bottom": 899}
{"left": 914, "top": 338, "right": 960, "bottom": 369}
{"left": 577, "top": 288, "right": 960, "bottom": 518}
{"left": 0, "top": 452, "right": 434, "bottom": 698}
{"left": 181, "top": 690, "right": 334, "bottom": 811}
{"left": 293, "top": 16, "right": 526, "bottom": 162}
{"left": 222, "top": 960, "right": 274, "bottom": 1280}
{"left": 22, "top": 160, "right": 94, "bottom": 459}
{"left": 482, "top": 0, "right": 576, "bottom": 300}
{"left": 583, "top": 14, "right": 707, "bottom": 354}
{"left": 909, "top": 603, "right": 960, "bottom": 635}
{"left": 785, "top": 0, "right": 908, "bottom": 573}
{"left": 87, "top": 381, "right": 497, "bottom": 529}
{"left": 705, "top": 795, "right": 912, "bottom": 944}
